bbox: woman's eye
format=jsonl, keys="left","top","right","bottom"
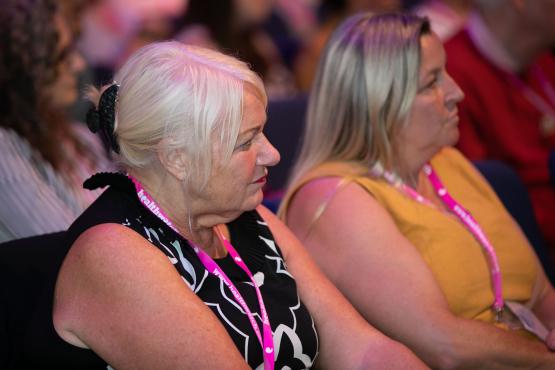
{"left": 424, "top": 79, "right": 438, "bottom": 90}
{"left": 235, "top": 138, "right": 254, "bottom": 151}
{"left": 418, "top": 80, "right": 437, "bottom": 94}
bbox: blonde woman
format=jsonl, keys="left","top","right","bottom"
{"left": 280, "top": 12, "right": 555, "bottom": 369}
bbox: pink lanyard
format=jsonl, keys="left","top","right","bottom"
{"left": 129, "top": 176, "right": 275, "bottom": 369}
{"left": 509, "top": 65, "right": 555, "bottom": 120}
{"left": 378, "top": 165, "right": 504, "bottom": 315}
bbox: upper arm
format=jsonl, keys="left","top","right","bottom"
{"left": 53, "top": 223, "right": 248, "bottom": 370}
{"left": 282, "top": 181, "right": 555, "bottom": 368}
{"left": 286, "top": 181, "right": 458, "bottom": 363}
{"left": 258, "top": 206, "right": 427, "bottom": 370}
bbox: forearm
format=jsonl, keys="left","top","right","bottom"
{"left": 534, "top": 286, "right": 555, "bottom": 330}
{"left": 355, "top": 332, "right": 429, "bottom": 370}
{"left": 433, "top": 316, "right": 554, "bottom": 370}
{"left": 316, "top": 312, "right": 428, "bottom": 370}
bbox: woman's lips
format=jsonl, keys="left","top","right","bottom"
{"left": 254, "top": 175, "right": 267, "bottom": 184}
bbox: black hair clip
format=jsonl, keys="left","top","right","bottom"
{"left": 86, "top": 83, "right": 120, "bottom": 154}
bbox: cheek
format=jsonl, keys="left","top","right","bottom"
{"left": 245, "top": 154, "right": 259, "bottom": 183}
{"left": 418, "top": 96, "right": 447, "bottom": 128}
{"left": 410, "top": 103, "right": 437, "bottom": 134}
{"left": 49, "top": 70, "right": 78, "bottom": 106}
{"left": 405, "top": 101, "right": 448, "bottom": 149}
{"left": 229, "top": 151, "right": 258, "bottom": 186}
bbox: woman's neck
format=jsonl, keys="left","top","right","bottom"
{"left": 129, "top": 169, "right": 228, "bottom": 259}
{"left": 157, "top": 197, "right": 229, "bottom": 259}
{"left": 396, "top": 159, "right": 427, "bottom": 189}
{"left": 399, "top": 171, "right": 420, "bottom": 189}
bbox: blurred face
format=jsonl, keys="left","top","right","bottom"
{"left": 42, "top": 13, "right": 86, "bottom": 109}
{"left": 397, "top": 32, "right": 464, "bottom": 164}
{"left": 198, "top": 87, "right": 280, "bottom": 218}
{"left": 234, "top": 0, "right": 272, "bottom": 26}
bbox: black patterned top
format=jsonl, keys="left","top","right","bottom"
{"left": 65, "top": 173, "right": 319, "bottom": 369}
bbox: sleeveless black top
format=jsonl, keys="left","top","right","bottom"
{"left": 64, "top": 173, "right": 319, "bottom": 369}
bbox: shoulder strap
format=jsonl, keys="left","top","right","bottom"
{"left": 300, "top": 176, "right": 353, "bottom": 242}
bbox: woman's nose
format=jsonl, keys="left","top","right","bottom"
{"left": 257, "top": 134, "right": 280, "bottom": 167}
{"left": 445, "top": 72, "right": 464, "bottom": 105}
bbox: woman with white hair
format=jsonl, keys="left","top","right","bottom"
{"left": 52, "top": 41, "right": 426, "bottom": 369}
{"left": 280, "top": 12, "right": 555, "bottom": 369}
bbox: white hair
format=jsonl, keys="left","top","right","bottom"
{"left": 89, "top": 41, "right": 266, "bottom": 187}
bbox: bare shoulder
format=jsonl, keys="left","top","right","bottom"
{"left": 286, "top": 177, "right": 356, "bottom": 237}
{"left": 288, "top": 177, "right": 344, "bottom": 216}
{"left": 58, "top": 223, "right": 167, "bottom": 283}
{"left": 53, "top": 223, "right": 179, "bottom": 346}
{"left": 54, "top": 223, "right": 250, "bottom": 368}
{"left": 286, "top": 177, "right": 391, "bottom": 240}
{"left": 319, "top": 180, "right": 394, "bottom": 225}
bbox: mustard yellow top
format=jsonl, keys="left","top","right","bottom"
{"left": 280, "top": 148, "right": 545, "bottom": 327}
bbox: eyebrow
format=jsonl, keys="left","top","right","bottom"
{"left": 421, "top": 67, "right": 441, "bottom": 84}
{"left": 425, "top": 66, "right": 441, "bottom": 78}
{"left": 237, "top": 125, "right": 262, "bottom": 140}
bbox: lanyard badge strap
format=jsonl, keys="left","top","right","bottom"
{"left": 129, "top": 176, "right": 275, "bottom": 369}
{"left": 373, "top": 165, "right": 504, "bottom": 315}
{"left": 423, "top": 164, "right": 504, "bottom": 314}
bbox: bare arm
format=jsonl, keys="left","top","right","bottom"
{"left": 533, "top": 271, "right": 555, "bottom": 349}
{"left": 53, "top": 223, "right": 249, "bottom": 370}
{"left": 257, "top": 205, "right": 428, "bottom": 370}
{"left": 286, "top": 179, "right": 555, "bottom": 370}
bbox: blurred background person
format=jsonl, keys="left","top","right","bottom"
{"left": 172, "top": 0, "right": 297, "bottom": 98}
{"left": 444, "top": 0, "right": 555, "bottom": 259}
{"left": 0, "top": 0, "right": 112, "bottom": 242}
{"left": 293, "top": 0, "right": 402, "bottom": 92}
{"left": 280, "top": 12, "right": 555, "bottom": 368}
{"left": 77, "top": 0, "right": 187, "bottom": 85}
{"left": 411, "top": 0, "right": 472, "bottom": 41}
{"left": 263, "top": 0, "right": 319, "bottom": 72}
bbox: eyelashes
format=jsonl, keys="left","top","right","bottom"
{"left": 235, "top": 139, "right": 254, "bottom": 151}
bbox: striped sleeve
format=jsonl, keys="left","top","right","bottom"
{"left": 0, "top": 129, "right": 80, "bottom": 242}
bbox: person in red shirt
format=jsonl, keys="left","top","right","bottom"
{"left": 444, "top": 0, "right": 555, "bottom": 252}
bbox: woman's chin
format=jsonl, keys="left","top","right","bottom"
{"left": 445, "top": 127, "right": 460, "bottom": 147}
{"left": 247, "top": 191, "right": 265, "bottom": 210}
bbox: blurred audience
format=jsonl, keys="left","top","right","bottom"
{"left": 77, "top": 0, "right": 187, "bottom": 84}
{"left": 444, "top": 0, "right": 555, "bottom": 253}
{"left": 412, "top": 0, "right": 471, "bottom": 41}
{"left": 173, "top": 0, "right": 297, "bottom": 98}
{"left": 262, "top": 0, "right": 319, "bottom": 70}
{"left": 293, "top": 0, "right": 402, "bottom": 92}
{"left": 0, "top": 0, "right": 112, "bottom": 242}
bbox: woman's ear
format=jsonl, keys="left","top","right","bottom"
{"left": 158, "top": 148, "right": 189, "bottom": 181}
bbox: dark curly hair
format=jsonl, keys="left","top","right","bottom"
{"left": 0, "top": 0, "right": 78, "bottom": 169}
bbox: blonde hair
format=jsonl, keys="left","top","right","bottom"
{"left": 88, "top": 41, "right": 266, "bottom": 187}
{"left": 287, "top": 12, "right": 430, "bottom": 188}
